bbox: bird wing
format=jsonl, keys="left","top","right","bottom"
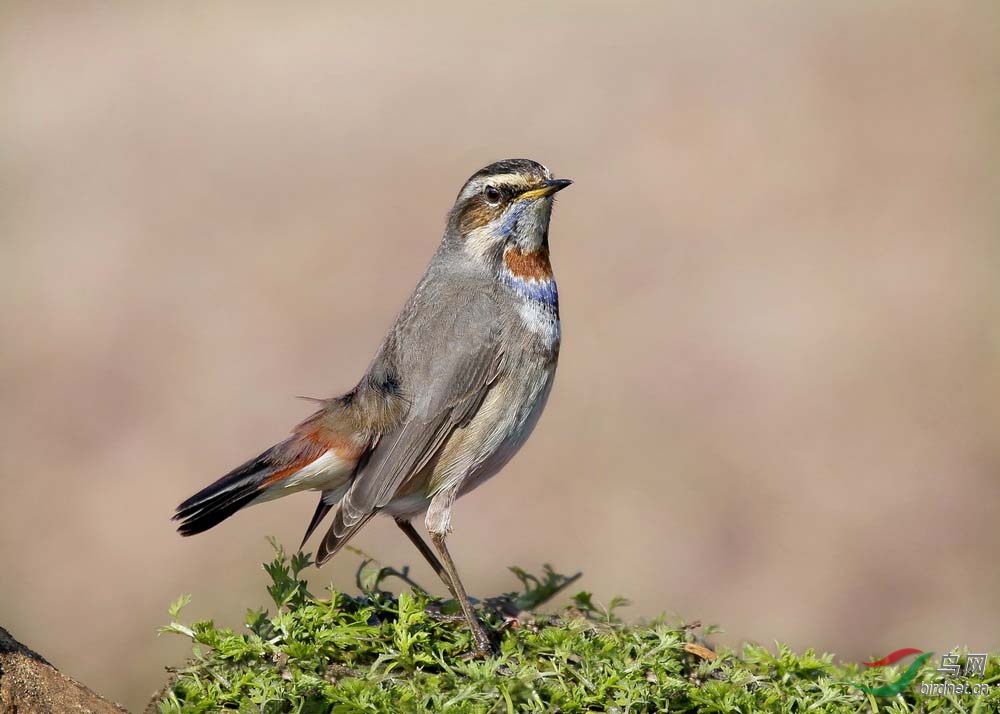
{"left": 315, "top": 306, "right": 504, "bottom": 564}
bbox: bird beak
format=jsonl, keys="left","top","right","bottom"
{"left": 518, "top": 178, "right": 574, "bottom": 200}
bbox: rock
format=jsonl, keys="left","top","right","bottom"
{"left": 0, "top": 626, "right": 128, "bottom": 714}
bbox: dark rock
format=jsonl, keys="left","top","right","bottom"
{"left": 0, "top": 626, "right": 128, "bottom": 714}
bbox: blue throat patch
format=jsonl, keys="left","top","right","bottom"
{"left": 502, "top": 271, "right": 559, "bottom": 308}
{"left": 500, "top": 202, "right": 527, "bottom": 237}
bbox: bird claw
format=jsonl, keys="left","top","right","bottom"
{"left": 463, "top": 630, "right": 498, "bottom": 660}
{"left": 423, "top": 602, "right": 499, "bottom": 657}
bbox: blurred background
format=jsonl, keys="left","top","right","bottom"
{"left": 2, "top": 1, "right": 999, "bottom": 709}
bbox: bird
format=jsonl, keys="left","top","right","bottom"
{"left": 173, "top": 158, "right": 571, "bottom": 656}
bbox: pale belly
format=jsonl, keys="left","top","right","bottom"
{"left": 383, "top": 362, "right": 557, "bottom": 518}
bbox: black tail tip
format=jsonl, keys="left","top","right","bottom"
{"left": 174, "top": 518, "right": 204, "bottom": 537}
{"left": 171, "top": 486, "right": 260, "bottom": 537}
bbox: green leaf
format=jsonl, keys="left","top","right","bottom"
{"left": 156, "top": 542, "right": 1000, "bottom": 713}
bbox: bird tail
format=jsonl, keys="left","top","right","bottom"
{"left": 172, "top": 446, "right": 286, "bottom": 536}
{"left": 299, "top": 497, "right": 333, "bottom": 550}
{"left": 173, "top": 431, "right": 337, "bottom": 536}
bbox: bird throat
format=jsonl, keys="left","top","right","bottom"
{"left": 502, "top": 246, "right": 558, "bottom": 309}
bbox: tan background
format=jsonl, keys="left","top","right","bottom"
{"left": 2, "top": 2, "right": 999, "bottom": 710}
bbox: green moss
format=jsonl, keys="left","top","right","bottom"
{"left": 156, "top": 543, "right": 1000, "bottom": 713}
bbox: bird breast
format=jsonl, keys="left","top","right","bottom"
{"left": 455, "top": 361, "right": 557, "bottom": 495}
{"left": 383, "top": 358, "right": 557, "bottom": 518}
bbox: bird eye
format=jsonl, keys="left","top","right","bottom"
{"left": 483, "top": 185, "right": 502, "bottom": 205}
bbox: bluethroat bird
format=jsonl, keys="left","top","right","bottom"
{"left": 174, "top": 159, "right": 571, "bottom": 656}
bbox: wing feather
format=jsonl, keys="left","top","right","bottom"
{"left": 315, "top": 304, "right": 504, "bottom": 564}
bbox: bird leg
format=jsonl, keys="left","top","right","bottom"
{"left": 429, "top": 530, "right": 495, "bottom": 657}
{"left": 422, "top": 485, "right": 495, "bottom": 657}
{"left": 394, "top": 518, "right": 448, "bottom": 586}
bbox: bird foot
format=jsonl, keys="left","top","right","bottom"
{"left": 462, "top": 635, "right": 498, "bottom": 660}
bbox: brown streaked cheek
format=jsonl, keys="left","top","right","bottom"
{"left": 458, "top": 199, "right": 495, "bottom": 234}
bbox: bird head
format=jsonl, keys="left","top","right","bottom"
{"left": 446, "top": 159, "right": 572, "bottom": 265}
